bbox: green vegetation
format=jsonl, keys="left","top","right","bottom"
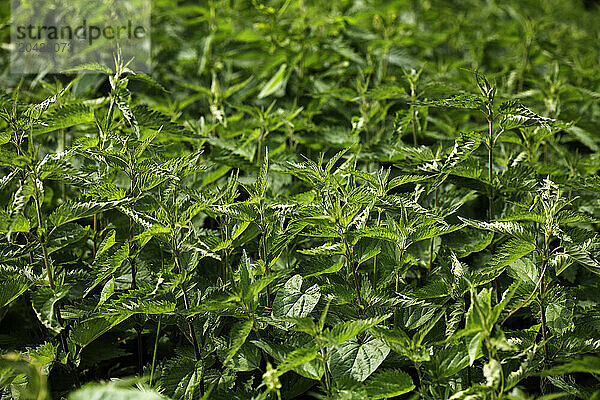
{"left": 1, "top": 0, "right": 600, "bottom": 399}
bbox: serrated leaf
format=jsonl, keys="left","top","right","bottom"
{"left": 272, "top": 274, "right": 320, "bottom": 318}
{"left": 224, "top": 319, "right": 253, "bottom": 365}
{"left": 258, "top": 64, "right": 287, "bottom": 99}
{"left": 328, "top": 336, "right": 390, "bottom": 382}
{"left": 363, "top": 369, "right": 415, "bottom": 399}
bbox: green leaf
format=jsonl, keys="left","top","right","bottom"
{"left": 0, "top": 353, "right": 48, "bottom": 400}
{"left": 422, "top": 94, "right": 485, "bottom": 111}
{"left": 159, "top": 356, "right": 203, "bottom": 400}
{"left": 467, "top": 332, "right": 484, "bottom": 366}
{"left": 62, "top": 63, "right": 113, "bottom": 74}
{"left": 363, "top": 369, "right": 415, "bottom": 399}
{"left": 0, "top": 275, "right": 31, "bottom": 307}
{"left": 49, "top": 200, "right": 128, "bottom": 227}
{"left": 31, "top": 287, "right": 68, "bottom": 333}
{"left": 46, "top": 223, "right": 89, "bottom": 254}
{"left": 257, "top": 64, "right": 287, "bottom": 99}
{"left": 328, "top": 336, "right": 390, "bottom": 382}
{"left": 33, "top": 104, "right": 94, "bottom": 134}
{"left": 70, "top": 314, "right": 130, "bottom": 348}
{"left": 272, "top": 274, "right": 321, "bottom": 318}
{"left": 84, "top": 243, "right": 129, "bottom": 297}
{"left": 275, "top": 347, "right": 319, "bottom": 376}
{"left": 329, "top": 315, "right": 391, "bottom": 344}
{"left": 543, "top": 356, "right": 600, "bottom": 376}
{"left": 224, "top": 319, "right": 254, "bottom": 365}
{"left": 68, "top": 382, "right": 166, "bottom": 400}
{"left": 489, "top": 238, "right": 535, "bottom": 269}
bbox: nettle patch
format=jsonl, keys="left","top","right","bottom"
{"left": 1, "top": 1, "right": 600, "bottom": 399}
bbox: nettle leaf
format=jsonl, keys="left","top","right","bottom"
{"left": 252, "top": 339, "right": 323, "bottom": 380}
{"left": 84, "top": 243, "right": 129, "bottom": 297}
{"left": 0, "top": 211, "right": 30, "bottom": 234}
{"left": 70, "top": 314, "right": 130, "bottom": 348}
{"left": 563, "top": 242, "right": 600, "bottom": 274}
{"left": 29, "top": 341, "right": 56, "bottom": 375}
{"left": 328, "top": 336, "right": 390, "bottom": 382}
{"left": 0, "top": 275, "right": 31, "bottom": 307}
{"left": 49, "top": 200, "right": 128, "bottom": 227}
{"left": 363, "top": 369, "right": 415, "bottom": 399}
{"left": 429, "top": 345, "right": 470, "bottom": 379}
{"left": 46, "top": 223, "right": 89, "bottom": 254}
{"left": 489, "top": 237, "right": 536, "bottom": 268}
{"left": 159, "top": 355, "right": 203, "bottom": 400}
{"left": 297, "top": 242, "right": 344, "bottom": 256}
{"left": 258, "top": 63, "right": 287, "bottom": 99}
{"left": 445, "top": 227, "right": 494, "bottom": 258}
{"left": 545, "top": 290, "right": 574, "bottom": 336}
{"left": 31, "top": 287, "right": 68, "bottom": 334}
{"left": 219, "top": 342, "right": 261, "bottom": 372}
{"left": 33, "top": 104, "right": 94, "bottom": 134}
{"left": 328, "top": 314, "right": 391, "bottom": 345}
{"left": 68, "top": 383, "right": 166, "bottom": 400}
{"left": 543, "top": 356, "right": 600, "bottom": 376}
{"left": 272, "top": 274, "right": 321, "bottom": 318}
{"left": 498, "top": 100, "right": 557, "bottom": 130}
{"left": 224, "top": 319, "right": 254, "bottom": 365}
{"left": 370, "top": 326, "right": 430, "bottom": 363}
{"left": 434, "top": 131, "right": 484, "bottom": 188}
{"left": 421, "top": 94, "right": 485, "bottom": 111}
{"left": 62, "top": 63, "right": 113, "bottom": 74}
{"left": 459, "top": 217, "right": 536, "bottom": 242}
{"left": 274, "top": 347, "right": 319, "bottom": 376}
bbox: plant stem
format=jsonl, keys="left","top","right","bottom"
{"left": 34, "top": 184, "right": 69, "bottom": 356}
{"left": 343, "top": 236, "right": 362, "bottom": 312}
{"left": 129, "top": 217, "right": 136, "bottom": 290}
{"left": 414, "top": 361, "right": 422, "bottom": 388}
{"left": 262, "top": 229, "right": 270, "bottom": 308}
{"left": 394, "top": 272, "right": 399, "bottom": 328}
{"left": 539, "top": 264, "right": 549, "bottom": 364}
{"left": 150, "top": 317, "right": 161, "bottom": 386}
{"left": 488, "top": 117, "right": 494, "bottom": 220}
{"left": 428, "top": 188, "right": 438, "bottom": 271}
{"left": 319, "top": 346, "right": 331, "bottom": 394}
{"left": 60, "top": 129, "right": 66, "bottom": 202}
{"left": 173, "top": 241, "right": 201, "bottom": 360}
{"left": 92, "top": 214, "right": 97, "bottom": 259}
{"left": 411, "top": 86, "right": 418, "bottom": 146}
{"left": 373, "top": 209, "right": 381, "bottom": 284}
{"left": 352, "top": 263, "right": 362, "bottom": 309}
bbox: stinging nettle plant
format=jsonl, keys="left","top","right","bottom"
{"left": 2, "top": 1, "right": 600, "bottom": 399}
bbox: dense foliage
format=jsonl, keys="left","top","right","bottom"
{"left": 1, "top": 0, "right": 600, "bottom": 399}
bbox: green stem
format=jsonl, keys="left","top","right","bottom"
{"left": 150, "top": 317, "right": 161, "bottom": 386}
{"left": 488, "top": 117, "right": 494, "bottom": 220}
{"left": 60, "top": 129, "right": 66, "bottom": 202}
{"left": 373, "top": 209, "right": 381, "bottom": 284}
{"left": 173, "top": 240, "right": 201, "bottom": 361}
{"left": 414, "top": 361, "right": 422, "bottom": 388}
{"left": 92, "top": 214, "right": 97, "bottom": 259}
{"left": 33, "top": 178, "right": 69, "bottom": 356}
{"left": 411, "top": 88, "right": 418, "bottom": 146}
{"left": 343, "top": 236, "right": 363, "bottom": 311}
{"left": 319, "top": 346, "right": 331, "bottom": 394}
{"left": 394, "top": 272, "right": 399, "bottom": 328}
{"left": 539, "top": 261, "right": 549, "bottom": 364}
{"left": 262, "top": 228, "right": 270, "bottom": 308}
{"left": 428, "top": 188, "right": 438, "bottom": 271}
